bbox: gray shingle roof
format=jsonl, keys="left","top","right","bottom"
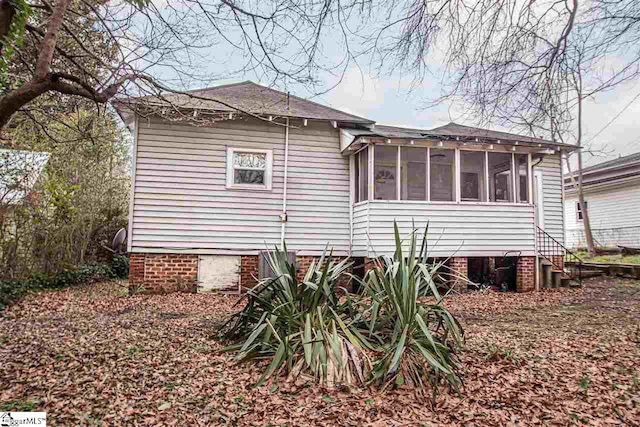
{"left": 118, "top": 81, "right": 576, "bottom": 150}
{"left": 345, "top": 122, "right": 575, "bottom": 149}
{"left": 122, "top": 81, "right": 373, "bottom": 124}
{"left": 573, "top": 151, "right": 640, "bottom": 175}
{"left": 428, "top": 123, "right": 551, "bottom": 145}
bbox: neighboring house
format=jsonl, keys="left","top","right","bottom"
{"left": 564, "top": 152, "right": 640, "bottom": 249}
{"left": 0, "top": 149, "right": 50, "bottom": 206}
{"left": 0, "top": 149, "right": 50, "bottom": 277}
{"left": 115, "top": 81, "right": 576, "bottom": 293}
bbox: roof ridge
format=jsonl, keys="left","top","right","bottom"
{"left": 228, "top": 81, "right": 373, "bottom": 122}
{"left": 155, "top": 80, "right": 374, "bottom": 123}
{"left": 184, "top": 80, "right": 255, "bottom": 94}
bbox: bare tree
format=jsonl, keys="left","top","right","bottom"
{"left": 0, "top": 0, "right": 380, "bottom": 131}
{"left": 366, "top": 1, "right": 640, "bottom": 255}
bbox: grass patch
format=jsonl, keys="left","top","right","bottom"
{"left": 0, "top": 399, "right": 39, "bottom": 412}
{"left": 574, "top": 252, "right": 640, "bottom": 265}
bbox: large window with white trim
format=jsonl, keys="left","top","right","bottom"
{"left": 226, "top": 147, "right": 273, "bottom": 190}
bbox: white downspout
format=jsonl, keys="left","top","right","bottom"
{"left": 280, "top": 118, "right": 290, "bottom": 248}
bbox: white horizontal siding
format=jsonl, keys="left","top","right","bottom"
{"left": 536, "top": 153, "right": 564, "bottom": 244}
{"left": 282, "top": 124, "right": 351, "bottom": 253}
{"left": 564, "top": 180, "right": 640, "bottom": 248}
{"left": 352, "top": 203, "right": 369, "bottom": 255}
{"left": 131, "top": 118, "right": 351, "bottom": 255}
{"left": 352, "top": 201, "right": 536, "bottom": 257}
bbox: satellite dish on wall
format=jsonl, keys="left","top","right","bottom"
{"left": 112, "top": 228, "right": 127, "bottom": 254}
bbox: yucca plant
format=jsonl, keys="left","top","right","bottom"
{"left": 219, "top": 245, "right": 372, "bottom": 387}
{"left": 359, "top": 222, "right": 465, "bottom": 393}
{"left": 220, "top": 224, "right": 465, "bottom": 395}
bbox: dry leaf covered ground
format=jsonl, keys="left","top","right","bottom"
{"left": 1, "top": 277, "right": 639, "bottom": 426}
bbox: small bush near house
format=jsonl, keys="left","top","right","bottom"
{"left": 111, "top": 255, "right": 130, "bottom": 279}
{"left": 220, "top": 224, "right": 464, "bottom": 395}
{"left": 0, "top": 263, "right": 122, "bottom": 310}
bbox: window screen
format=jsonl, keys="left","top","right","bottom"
{"left": 400, "top": 147, "right": 427, "bottom": 200}
{"left": 430, "top": 148, "right": 455, "bottom": 201}
{"left": 460, "top": 151, "right": 486, "bottom": 201}
{"left": 374, "top": 145, "right": 398, "bottom": 200}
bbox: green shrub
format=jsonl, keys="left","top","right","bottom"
{"left": 111, "top": 255, "right": 130, "bottom": 278}
{"left": 0, "top": 263, "right": 119, "bottom": 310}
{"left": 221, "top": 223, "right": 465, "bottom": 394}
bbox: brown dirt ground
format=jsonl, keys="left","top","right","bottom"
{"left": 0, "top": 277, "right": 638, "bottom": 426}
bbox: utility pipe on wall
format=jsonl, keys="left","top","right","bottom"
{"left": 280, "top": 117, "right": 290, "bottom": 247}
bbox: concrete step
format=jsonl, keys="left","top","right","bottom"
{"left": 551, "top": 270, "right": 563, "bottom": 288}
{"left": 541, "top": 263, "right": 553, "bottom": 288}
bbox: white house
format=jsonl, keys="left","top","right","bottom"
{"left": 564, "top": 152, "right": 640, "bottom": 249}
{"left": 116, "top": 81, "right": 576, "bottom": 293}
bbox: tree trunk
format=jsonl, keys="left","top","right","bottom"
{"left": 0, "top": 79, "right": 52, "bottom": 128}
{"left": 0, "top": 0, "right": 16, "bottom": 57}
{"left": 576, "top": 149, "right": 596, "bottom": 255}
{"left": 572, "top": 68, "right": 596, "bottom": 257}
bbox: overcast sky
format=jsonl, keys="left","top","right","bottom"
{"left": 309, "top": 67, "right": 640, "bottom": 170}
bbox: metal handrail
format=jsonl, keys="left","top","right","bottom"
{"left": 536, "top": 226, "right": 583, "bottom": 286}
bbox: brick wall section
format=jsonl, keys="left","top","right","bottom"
{"left": 129, "top": 253, "right": 145, "bottom": 287}
{"left": 517, "top": 256, "right": 536, "bottom": 292}
{"left": 240, "top": 255, "right": 259, "bottom": 290}
{"left": 128, "top": 253, "right": 198, "bottom": 294}
{"left": 449, "top": 257, "right": 468, "bottom": 292}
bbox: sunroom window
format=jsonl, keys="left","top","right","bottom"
{"left": 460, "top": 150, "right": 486, "bottom": 202}
{"left": 354, "top": 144, "right": 531, "bottom": 204}
{"left": 374, "top": 145, "right": 397, "bottom": 200}
{"left": 488, "top": 152, "right": 513, "bottom": 202}
{"left": 355, "top": 147, "right": 369, "bottom": 202}
{"left": 430, "top": 148, "right": 455, "bottom": 201}
{"left": 400, "top": 146, "right": 427, "bottom": 200}
{"left": 516, "top": 154, "right": 529, "bottom": 203}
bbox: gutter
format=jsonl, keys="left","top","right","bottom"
{"left": 280, "top": 117, "right": 290, "bottom": 248}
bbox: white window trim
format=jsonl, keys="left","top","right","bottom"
{"left": 226, "top": 147, "right": 273, "bottom": 190}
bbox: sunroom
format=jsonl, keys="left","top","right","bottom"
{"left": 341, "top": 124, "right": 558, "bottom": 260}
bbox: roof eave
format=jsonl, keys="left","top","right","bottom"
{"left": 341, "top": 131, "right": 576, "bottom": 153}
{"left": 111, "top": 98, "right": 374, "bottom": 126}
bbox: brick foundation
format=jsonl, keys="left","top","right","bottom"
{"left": 449, "top": 257, "right": 468, "bottom": 292}
{"left": 240, "top": 255, "right": 259, "bottom": 289}
{"left": 128, "top": 253, "right": 198, "bottom": 294}
{"left": 516, "top": 256, "right": 536, "bottom": 292}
